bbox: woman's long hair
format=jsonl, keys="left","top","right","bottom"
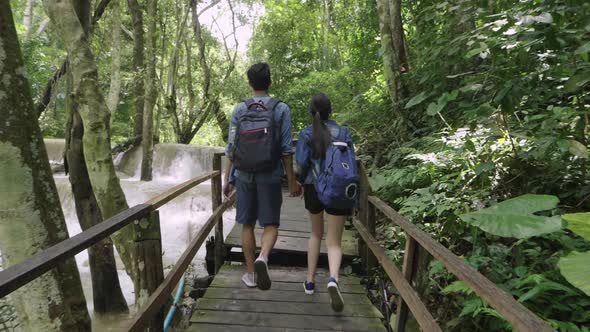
{"left": 310, "top": 93, "right": 332, "bottom": 159}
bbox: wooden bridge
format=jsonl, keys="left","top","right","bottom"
{"left": 0, "top": 153, "right": 555, "bottom": 332}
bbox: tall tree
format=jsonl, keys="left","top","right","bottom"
{"left": 141, "top": 0, "right": 158, "bottom": 181}
{"left": 389, "top": 0, "right": 408, "bottom": 73}
{"left": 64, "top": 0, "right": 128, "bottom": 314}
{"left": 128, "top": 0, "right": 145, "bottom": 138}
{"left": 0, "top": 3, "right": 90, "bottom": 330}
{"left": 23, "top": 0, "right": 35, "bottom": 41}
{"left": 42, "top": 0, "right": 138, "bottom": 287}
{"left": 183, "top": 0, "right": 236, "bottom": 143}
{"left": 107, "top": 0, "right": 122, "bottom": 115}
{"left": 376, "top": 0, "right": 403, "bottom": 106}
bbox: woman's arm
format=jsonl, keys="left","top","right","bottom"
{"left": 295, "top": 130, "right": 311, "bottom": 183}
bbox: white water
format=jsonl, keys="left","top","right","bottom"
{"left": 47, "top": 140, "right": 235, "bottom": 328}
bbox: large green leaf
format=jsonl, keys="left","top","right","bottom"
{"left": 563, "top": 213, "right": 590, "bottom": 241}
{"left": 558, "top": 251, "right": 590, "bottom": 296}
{"left": 574, "top": 41, "right": 590, "bottom": 54}
{"left": 568, "top": 140, "right": 588, "bottom": 159}
{"left": 459, "top": 194, "right": 563, "bottom": 238}
{"left": 405, "top": 92, "right": 429, "bottom": 109}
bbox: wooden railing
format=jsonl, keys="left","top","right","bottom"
{"left": 353, "top": 162, "right": 555, "bottom": 332}
{"left": 0, "top": 152, "right": 232, "bottom": 332}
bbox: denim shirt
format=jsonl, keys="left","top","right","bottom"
{"left": 295, "top": 120, "right": 354, "bottom": 185}
{"left": 226, "top": 96, "right": 293, "bottom": 184}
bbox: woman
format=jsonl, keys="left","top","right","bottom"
{"left": 295, "top": 93, "right": 355, "bottom": 312}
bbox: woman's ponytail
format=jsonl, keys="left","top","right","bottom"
{"left": 310, "top": 93, "right": 332, "bottom": 159}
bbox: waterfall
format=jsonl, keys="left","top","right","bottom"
{"left": 44, "top": 139, "right": 234, "bottom": 316}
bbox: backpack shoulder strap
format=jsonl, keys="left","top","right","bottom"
{"left": 265, "top": 98, "right": 281, "bottom": 112}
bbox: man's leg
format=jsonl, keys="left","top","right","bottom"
{"left": 235, "top": 179, "right": 257, "bottom": 286}
{"left": 259, "top": 224, "right": 278, "bottom": 259}
{"left": 241, "top": 224, "right": 256, "bottom": 273}
{"left": 254, "top": 181, "right": 283, "bottom": 290}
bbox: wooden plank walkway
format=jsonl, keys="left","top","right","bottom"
{"left": 188, "top": 265, "right": 386, "bottom": 332}
{"left": 225, "top": 195, "right": 358, "bottom": 258}
{"left": 188, "top": 189, "right": 384, "bottom": 331}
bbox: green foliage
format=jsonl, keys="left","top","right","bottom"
{"left": 363, "top": 0, "right": 590, "bottom": 330}
{"left": 459, "top": 195, "right": 563, "bottom": 238}
{"left": 563, "top": 213, "right": 590, "bottom": 242}
{"left": 558, "top": 251, "right": 590, "bottom": 297}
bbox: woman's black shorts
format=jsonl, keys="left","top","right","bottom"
{"left": 303, "top": 184, "right": 353, "bottom": 216}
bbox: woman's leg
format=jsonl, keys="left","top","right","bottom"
{"left": 307, "top": 211, "right": 324, "bottom": 282}
{"left": 326, "top": 213, "right": 345, "bottom": 281}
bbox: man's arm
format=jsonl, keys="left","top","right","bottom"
{"left": 223, "top": 105, "right": 239, "bottom": 198}
{"left": 223, "top": 160, "right": 234, "bottom": 198}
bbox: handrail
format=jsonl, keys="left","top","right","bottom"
{"left": 367, "top": 195, "right": 554, "bottom": 332}
{"left": 353, "top": 218, "right": 441, "bottom": 332}
{"left": 127, "top": 193, "right": 236, "bottom": 332}
{"left": 0, "top": 171, "right": 219, "bottom": 299}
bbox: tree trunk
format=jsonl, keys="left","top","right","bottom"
{"left": 63, "top": 0, "right": 128, "bottom": 314}
{"left": 321, "top": 0, "right": 331, "bottom": 69}
{"left": 390, "top": 0, "right": 408, "bottom": 73}
{"left": 0, "top": 4, "right": 90, "bottom": 331}
{"left": 107, "top": 0, "right": 122, "bottom": 115}
{"left": 141, "top": 0, "right": 157, "bottom": 181}
{"left": 64, "top": 85, "right": 129, "bottom": 314}
{"left": 376, "top": 0, "right": 402, "bottom": 106}
{"left": 42, "top": 0, "right": 137, "bottom": 286}
{"left": 23, "top": 0, "right": 35, "bottom": 41}
{"left": 128, "top": 0, "right": 145, "bottom": 138}
{"left": 36, "top": 17, "right": 50, "bottom": 36}
{"left": 211, "top": 99, "right": 229, "bottom": 142}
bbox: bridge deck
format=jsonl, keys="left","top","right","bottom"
{"left": 188, "top": 265, "right": 386, "bottom": 331}
{"left": 188, "top": 191, "right": 382, "bottom": 331}
{"left": 225, "top": 195, "right": 359, "bottom": 258}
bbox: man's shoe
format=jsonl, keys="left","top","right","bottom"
{"left": 255, "top": 257, "right": 271, "bottom": 290}
{"left": 241, "top": 272, "right": 256, "bottom": 288}
{"left": 327, "top": 277, "right": 344, "bottom": 312}
{"left": 303, "top": 280, "right": 315, "bottom": 295}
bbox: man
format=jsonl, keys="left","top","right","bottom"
{"left": 223, "top": 63, "right": 299, "bottom": 290}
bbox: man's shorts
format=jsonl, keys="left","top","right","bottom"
{"left": 235, "top": 179, "right": 283, "bottom": 227}
{"left": 303, "top": 184, "right": 352, "bottom": 216}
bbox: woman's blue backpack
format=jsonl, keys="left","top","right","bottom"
{"left": 314, "top": 127, "right": 359, "bottom": 209}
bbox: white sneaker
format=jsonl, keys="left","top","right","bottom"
{"left": 255, "top": 257, "right": 271, "bottom": 290}
{"left": 241, "top": 272, "right": 256, "bottom": 288}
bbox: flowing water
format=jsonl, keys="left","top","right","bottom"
{"left": 46, "top": 140, "right": 235, "bottom": 329}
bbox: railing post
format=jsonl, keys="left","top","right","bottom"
{"left": 212, "top": 152, "right": 224, "bottom": 273}
{"left": 357, "top": 161, "right": 376, "bottom": 274}
{"left": 396, "top": 234, "right": 418, "bottom": 332}
{"left": 133, "top": 210, "right": 165, "bottom": 332}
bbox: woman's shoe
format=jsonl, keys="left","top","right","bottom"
{"left": 327, "top": 277, "right": 344, "bottom": 312}
{"left": 303, "top": 280, "right": 315, "bottom": 295}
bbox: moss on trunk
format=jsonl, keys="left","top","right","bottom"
{"left": 0, "top": 4, "right": 90, "bottom": 330}
{"left": 42, "top": 0, "right": 137, "bottom": 286}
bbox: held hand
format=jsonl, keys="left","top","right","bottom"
{"left": 289, "top": 180, "right": 302, "bottom": 197}
{"left": 297, "top": 181, "right": 304, "bottom": 199}
{"left": 223, "top": 182, "right": 234, "bottom": 199}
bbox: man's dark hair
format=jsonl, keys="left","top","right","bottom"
{"left": 247, "top": 63, "right": 271, "bottom": 91}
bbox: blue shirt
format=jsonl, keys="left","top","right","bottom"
{"left": 226, "top": 96, "right": 293, "bottom": 184}
{"left": 295, "top": 120, "right": 354, "bottom": 185}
